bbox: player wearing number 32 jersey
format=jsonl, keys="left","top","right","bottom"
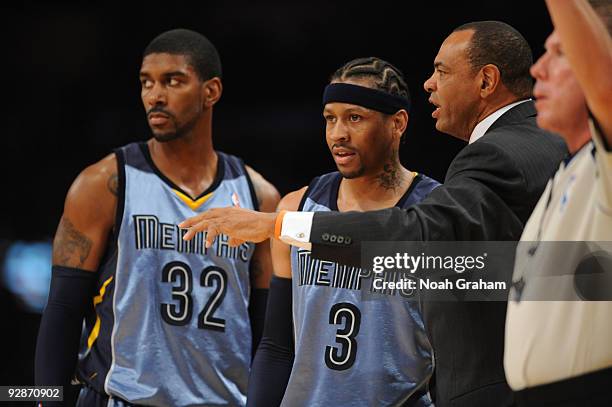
{"left": 35, "top": 29, "right": 279, "bottom": 406}
{"left": 247, "top": 58, "right": 439, "bottom": 407}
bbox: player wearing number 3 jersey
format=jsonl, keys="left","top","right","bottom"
{"left": 35, "top": 29, "right": 279, "bottom": 406}
{"left": 247, "top": 58, "right": 439, "bottom": 407}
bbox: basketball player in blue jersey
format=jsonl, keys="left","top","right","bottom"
{"left": 35, "top": 29, "right": 279, "bottom": 406}
{"left": 246, "top": 58, "right": 440, "bottom": 406}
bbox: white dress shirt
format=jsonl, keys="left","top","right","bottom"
{"left": 279, "top": 211, "right": 314, "bottom": 249}
{"left": 279, "top": 99, "right": 531, "bottom": 248}
{"left": 469, "top": 99, "right": 530, "bottom": 144}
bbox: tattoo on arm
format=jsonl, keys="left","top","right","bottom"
{"left": 107, "top": 173, "right": 119, "bottom": 196}
{"left": 54, "top": 217, "right": 93, "bottom": 267}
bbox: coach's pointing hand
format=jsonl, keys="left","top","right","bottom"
{"left": 179, "top": 207, "right": 277, "bottom": 247}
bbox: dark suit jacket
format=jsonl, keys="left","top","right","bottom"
{"left": 309, "top": 102, "right": 567, "bottom": 407}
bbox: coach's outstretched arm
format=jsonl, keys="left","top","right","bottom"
{"left": 35, "top": 154, "right": 117, "bottom": 404}
{"left": 546, "top": 0, "right": 612, "bottom": 141}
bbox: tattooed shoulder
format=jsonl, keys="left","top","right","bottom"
{"left": 54, "top": 217, "right": 93, "bottom": 268}
{"left": 107, "top": 173, "right": 119, "bottom": 196}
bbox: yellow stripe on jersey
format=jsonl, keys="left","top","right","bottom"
{"left": 87, "top": 276, "right": 114, "bottom": 350}
{"left": 172, "top": 189, "right": 214, "bottom": 210}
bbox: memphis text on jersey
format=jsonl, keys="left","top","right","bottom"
{"left": 133, "top": 214, "right": 249, "bottom": 261}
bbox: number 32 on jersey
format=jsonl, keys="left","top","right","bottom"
{"left": 160, "top": 261, "right": 228, "bottom": 332}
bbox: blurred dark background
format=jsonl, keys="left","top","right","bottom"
{"left": 1, "top": 1, "right": 552, "bottom": 387}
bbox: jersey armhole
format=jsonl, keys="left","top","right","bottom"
{"left": 239, "top": 159, "right": 260, "bottom": 211}
{"left": 297, "top": 176, "right": 321, "bottom": 211}
{"left": 113, "top": 147, "right": 127, "bottom": 235}
{"left": 395, "top": 173, "right": 423, "bottom": 208}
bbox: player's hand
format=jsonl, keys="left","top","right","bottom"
{"left": 179, "top": 207, "right": 277, "bottom": 248}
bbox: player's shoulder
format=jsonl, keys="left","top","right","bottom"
{"left": 83, "top": 153, "right": 117, "bottom": 178}
{"left": 279, "top": 171, "right": 340, "bottom": 211}
{"left": 244, "top": 164, "right": 280, "bottom": 212}
{"left": 65, "top": 153, "right": 118, "bottom": 214}
{"left": 278, "top": 186, "right": 309, "bottom": 212}
{"left": 76, "top": 152, "right": 118, "bottom": 191}
{"left": 414, "top": 172, "right": 441, "bottom": 191}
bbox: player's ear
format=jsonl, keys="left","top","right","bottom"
{"left": 203, "top": 77, "right": 223, "bottom": 108}
{"left": 392, "top": 109, "right": 409, "bottom": 139}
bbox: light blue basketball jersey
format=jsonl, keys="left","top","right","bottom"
{"left": 284, "top": 172, "right": 439, "bottom": 407}
{"left": 77, "top": 142, "right": 257, "bottom": 406}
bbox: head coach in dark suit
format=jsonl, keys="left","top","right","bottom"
{"left": 180, "top": 21, "right": 568, "bottom": 407}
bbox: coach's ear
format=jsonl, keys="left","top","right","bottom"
{"left": 391, "top": 109, "right": 409, "bottom": 140}
{"left": 203, "top": 77, "right": 223, "bottom": 108}
{"left": 479, "top": 64, "right": 501, "bottom": 98}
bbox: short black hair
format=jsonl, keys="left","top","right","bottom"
{"left": 330, "top": 57, "right": 411, "bottom": 103}
{"left": 453, "top": 21, "right": 533, "bottom": 98}
{"left": 143, "top": 29, "right": 222, "bottom": 81}
{"left": 590, "top": 0, "right": 612, "bottom": 34}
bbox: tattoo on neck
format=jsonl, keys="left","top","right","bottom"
{"left": 54, "top": 217, "right": 93, "bottom": 268}
{"left": 376, "top": 150, "right": 402, "bottom": 191}
{"left": 108, "top": 173, "right": 119, "bottom": 196}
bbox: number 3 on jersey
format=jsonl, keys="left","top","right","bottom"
{"left": 160, "top": 261, "right": 228, "bottom": 332}
{"left": 325, "top": 302, "right": 361, "bottom": 371}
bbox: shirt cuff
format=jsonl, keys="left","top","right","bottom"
{"left": 279, "top": 211, "right": 314, "bottom": 250}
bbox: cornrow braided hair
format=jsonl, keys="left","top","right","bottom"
{"left": 330, "top": 57, "right": 410, "bottom": 101}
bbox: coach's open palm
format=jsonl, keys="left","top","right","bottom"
{"left": 179, "top": 207, "right": 277, "bottom": 247}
